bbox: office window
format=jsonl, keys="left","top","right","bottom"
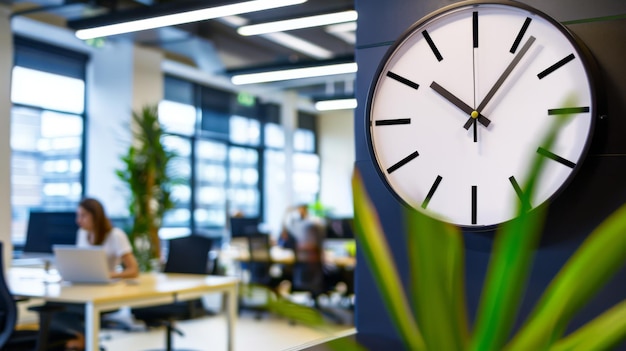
{"left": 195, "top": 140, "right": 228, "bottom": 229}
{"left": 264, "top": 123, "right": 285, "bottom": 149}
{"left": 158, "top": 100, "right": 196, "bottom": 136}
{"left": 293, "top": 152, "right": 320, "bottom": 205}
{"left": 293, "top": 128, "right": 316, "bottom": 153}
{"left": 263, "top": 149, "right": 287, "bottom": 236}
{"left": 162, "top": 77, "right": 320, "bottom": 236}
{"left": 228, "top": 146, "right": 259, "bottom": 217}
{"left": 12, "top": 67, "right": 85, "bottom": 114}
{"left": 230, "top": 115, "right": 260, "bottom": 146}
{"left": 158, "top": 100, "right": 194, "bottom": 235}
{"left": 293, "top": 112, "right": 320, "bottom": 206}
{"left": 10, "top": 38, "right": 87, "bottom": 246}
{"left": 160, "top": 135, "right": 192, "bottom": 236}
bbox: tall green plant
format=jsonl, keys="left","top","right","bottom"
{"left": 115, "top": 104, "right": 178, "bottom": 271}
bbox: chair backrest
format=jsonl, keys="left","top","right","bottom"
{"left": 163, "top": 235, "right": 213, "bottom": 274}
{"left": 0, "top": 241, "right": 17, "bottom": 348}
{"left": 247, "top": 234, "right": 272, "bottom": 285}
{"left": 292, "top": 224, "right": 325, "bottom": 294}
{"left": 248, "top": 234, "right": 271, "bottom": 263}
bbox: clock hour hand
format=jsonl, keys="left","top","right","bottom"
{"left": 430, "top": 81, "right": 491, "bottom": 127}
{"left": 463, "top": 36, "right": 537, "bottom": 128}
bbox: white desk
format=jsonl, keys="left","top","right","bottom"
{"left": 8, "top": 267, "right": 239, "bottom": 351}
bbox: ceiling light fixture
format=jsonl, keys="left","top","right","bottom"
{"left": 220, "top": 15, "right": 332, "bottom": 59}
{"left": 237, "top": 10, "right": 357, "bottom": 36}
{"left": 325, "top": 21, "right": 357, "bottom": 44}
{"left": 231, "top": 62, "right": 357, "bottom": 85}
{"left": 315, "top": 98, "right": 357, "bottom": 111}
{"left": 261, "top": 32, "right": 333, "bottom": 59}
{"left": 72, "top": 0, "right": 308, "bottom": 40}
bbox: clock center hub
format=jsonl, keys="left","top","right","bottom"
{"left": 471, "top": 111, "right": 479, "bottom": 119}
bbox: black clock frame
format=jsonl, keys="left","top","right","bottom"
{"left": 364, "top": 0, "right": 601, "bottom": 232}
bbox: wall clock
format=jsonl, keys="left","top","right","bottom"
{"left": 366, "top": 0, "right": 597, "bottom": 228}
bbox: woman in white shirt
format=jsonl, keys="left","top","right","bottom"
{"left": 60, "top": 197, "right": 139, "bottom": 350}
{"left": 75, "top": 198, "right": 138, "bottom": 279}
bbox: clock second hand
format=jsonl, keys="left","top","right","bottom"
{"left": 430, "top": 81, "right": 491, "bottom": 127}
{"left": 463, "top": 36, "right": 537, "bottom": 130}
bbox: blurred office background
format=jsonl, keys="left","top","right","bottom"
{"left": 0, "top": 0, "right": 357, "bottom": 255}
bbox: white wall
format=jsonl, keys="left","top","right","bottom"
{"left": 85, "top": 43, "right": 163, "bottom": 217}
{"left": 318, "top": 109, "right": 355, "bottom": 217}
{"left": 0, "top": 6, "right": 13, "bottom": 268}
{"left": 84, "top": 40, "right": 134, "bottom": 217}
{"left": 131, "top": 45, "right": 164, "bottom": 112}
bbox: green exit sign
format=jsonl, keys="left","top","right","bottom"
{"left": 237, "top": 92, "right": 256, "bottom": 107}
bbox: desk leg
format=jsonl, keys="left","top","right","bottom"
{"left": 84, "top": 302, "right": 100, "bottom": 351}
{"left": 226, "top": 285, "right": 238, "bottom": 351}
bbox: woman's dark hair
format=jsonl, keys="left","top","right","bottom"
{"left": 79, "top": 197, "right": 112, "bottom": 245}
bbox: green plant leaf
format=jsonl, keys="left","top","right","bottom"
{"left": 352, "top": 171, "right": 425, "bottom": 351}
{"left": 505, "top": 203, "right": 626, "bottom": 351}
{"left": 471, "top": 98, "right": 573, "bottom": 351}
{"left": 549, "top": 300, "right": 626, "bottom": 351}
{"left": 405, "top": 207, "right": 468, "bottom": 350}
{"left": 263, "top": 290, "right": 366, "bottom": 351}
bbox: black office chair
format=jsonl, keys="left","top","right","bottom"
{"left": 291, "top": 239, "right": 326, "bottom": 307}
{"left": 0, "top": 241, "right": 74, "bottom": 351}
{"left": 132, "top": 235, "right": 213, "bottom": 351}
{"left": 240, "top": 233, "right": 279, "bottom": 318}
{"left": 286, "top": 224, "right": 345, "bottom": 324}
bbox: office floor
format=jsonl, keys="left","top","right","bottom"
{"left": 99, "top": 310, "right": 355, "bottom": 351}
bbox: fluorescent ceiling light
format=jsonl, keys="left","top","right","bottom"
{"left": 262, "top": 32, "right": 332, "bottom": 59}
{"left": 220, "top": 15, "right": 332, "bottom": 59}
{"left": 75, "top": 0, "right": 307, "bottom": 40}
{"left": 315, "top": 98, "right": 357, "bottom": 111}
{"left": 231, "top": 62, "right": 357, "bottom": 85}
{"left": 325, "top": 21, "right": 357, "bottom": 44}
{"left": 238, "top": 10, "right": 357, "bottom": 36}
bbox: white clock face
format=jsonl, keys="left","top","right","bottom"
{"left": 367, "top": 1, "right": 595, "bottom": 228}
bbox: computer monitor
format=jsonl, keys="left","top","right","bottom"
{"left": 229, "top": 217, "right": 260, "bottom": 238}
{"left": 325, "top": 217, "right": 355, "bottom": 240}
{"left": 23, "top": 211, "right": 78, "bottom": 255}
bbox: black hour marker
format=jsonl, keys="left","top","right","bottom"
{"left": 471, "top": 185, "right": 477, "bottom": 225}
{"left": 473, "top": 12, "right": 479, "bottom": 48}
{"left": 422, "top": 30, "right": 443, "bottom": 62}
{"left": 537, "top": 54, "right": 575, "bottom": 79}
{"left": 548, "top": 107, "right": 590, "bottom": 115}
{"left": 387, "top": 71, "right": 420, "bottom": 90}
{"left": 421, "top": 175, "right": 442, "bottom": 209}
{"left": 509, "top": 176, "right": 531, "bottom": 210}
{"left": 387, "top": 151, "right": 419, "bottom": 174}
{"left": 375, "top": 118, "right": 411, "bottom": 126}
{"left": 510, "top": 17, "right": 532, "bottom": 53}
{"left": 537, "top": 147, "right": 576, "bottom": 168}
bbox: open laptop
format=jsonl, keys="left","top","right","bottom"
{"left": 53, "top": 245, "right": 118, "bottom": 284}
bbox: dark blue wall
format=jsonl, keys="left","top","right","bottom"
{"left": 354, "top": 0, "right": 626, "bottom": 348}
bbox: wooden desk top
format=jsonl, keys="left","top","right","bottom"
{"left": 8, "top": 267, "right": 239, "bottom": 304}
{"left": 220, "top": 245, "right": 356, "bottom": 268}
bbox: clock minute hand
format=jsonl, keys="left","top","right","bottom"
{"left": 430, "top": 81, "right": 491, "bottom": 127}
{"left": 464, "top": 35, "right": 537, "bottom": 129}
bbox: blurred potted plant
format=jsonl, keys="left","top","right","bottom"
{"left": 116, "top": 104, "right": 178, "bottom": 271}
